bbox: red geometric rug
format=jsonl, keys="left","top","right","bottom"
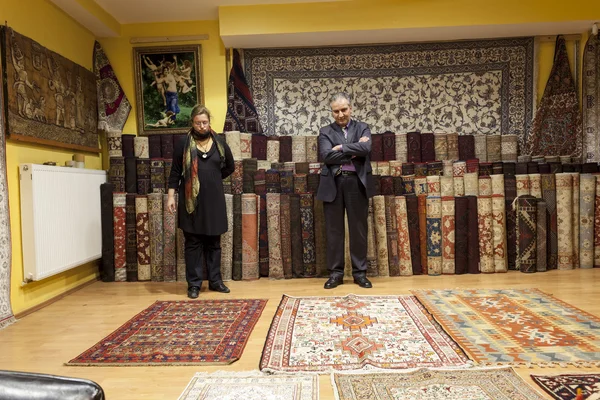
{"left": 67, "top": 299, "right": 267, "bottom": 366}
{"left": 531, "top": 374, "right": 600, "bottom": 400}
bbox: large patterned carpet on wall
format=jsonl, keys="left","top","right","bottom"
{"left": 67, "top": 299, "right": 267, "bottom": 366}
{"left": 332, "top": 368, "right": 546, "bottom": 400}
{"left": 0, "top": 52, "right": 15, "bottom": 331}
{"left": 244, "top": 38, "right": 535, "bottom": 144}
{"left": 412, "top": 288, "right": 600, "bottom": 367}
{"left": 260, "top": 294, "right": 471, "bottom": 373}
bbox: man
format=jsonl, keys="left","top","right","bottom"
{"left": 155, "top": 64, "right": 180, "bottom": 121}
{"left": 316, "top": 93, "right": 375, "bottom": 289}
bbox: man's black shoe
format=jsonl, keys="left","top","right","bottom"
{"left": 209, "top": 282, "right": 230, "bottom": 293}
{"left": 187, "top": 286, "right": 200, "bottom": 299}
{"left": 324, "top": 276, "right": 343, "bottom": 289}
{"left": 353, "top": 276, "right": 372, "bottom": 288}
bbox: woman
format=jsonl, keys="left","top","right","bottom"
{"left": 167, "top": 105, "right": 235, "bottom": 298}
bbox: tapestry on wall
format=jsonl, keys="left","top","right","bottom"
{"left": 93, "top": 41, "right": 131, "bottom": 133}
{"left": 583, "top": 34, "right": 600, "bottom": 162}
{"left": 244, "top": 38, "right": 535, "bottom": 144}
{"left": 223, "top": 49, "right": 263, "bottom": 134}
{"left": 1, "top": 27, "right": 99, "bottom": 152}
{"left": 526, "top": 36, "right": 582, "bottom": 158}
{"left": 0, "top": 46, "right": 15, "bottom": 331}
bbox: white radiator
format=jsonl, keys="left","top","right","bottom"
{"left": 19, "top": 164, "right": 107, "bottom": 281}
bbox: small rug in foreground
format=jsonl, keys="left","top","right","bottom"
{"left": 531, "top": 374, "right": 600, "bottom": 399}
{"left": 178, "top": 371, "right": 318, "bottom": 400}
{"left": 260, "top": 294, "right": 470, "bottom": 373}
{"left": 412, "top": 288, "right": 600, "bottom": 367}
{"left": 332, "top": 367, "right": 545, "bottom": 400}
{"left": 67, "top": 299, "right": 267, "bottom": 366}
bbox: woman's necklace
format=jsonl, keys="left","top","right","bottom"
{"left": 197, "top": 138, "right": 212, "bottom": 158}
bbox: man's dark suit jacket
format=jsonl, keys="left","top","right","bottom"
{"left": 316, "top": 120, "right": 375, "bottom": 202}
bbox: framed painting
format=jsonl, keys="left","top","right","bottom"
{"left": 133, "top": 45, "right": 203, "bottom": 135}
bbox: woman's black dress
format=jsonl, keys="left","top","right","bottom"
{"left": 168, "top": 135, "right": 235, "bottom": 235}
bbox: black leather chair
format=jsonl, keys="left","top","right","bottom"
{"left": 0, "top": 370, "right": 104, "bottom": 400}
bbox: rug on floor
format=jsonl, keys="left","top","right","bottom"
{"left": 67, "top": 299, "right": 267, "bottom": 366}
{"left": 178, "top": 371, "right": 318, "bottom": 400}
{"left": 531, "top": 374, "right": 600, "bottom": 400}
{"left": 260, "top": 294, "right": 470, "bottom": 373}
{"left": 412, "top": 288, "right": 600, "bottom": 367}
{"left": 332, "top": 367, "right": 546, "bottom": 400}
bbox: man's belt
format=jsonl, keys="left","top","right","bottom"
{"left": 336, "top": 170, "right": 357, "bottom": 176}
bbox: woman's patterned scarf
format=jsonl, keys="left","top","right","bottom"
{"left": 183, "top": 129, "right": 225, "bottom": 214}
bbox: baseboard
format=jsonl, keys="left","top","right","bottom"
{"left": 14, "top": 277, "right": 100, "bottom": 319}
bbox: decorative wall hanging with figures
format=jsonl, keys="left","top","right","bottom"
{"left": 1, "top": 27, "right": 99, "bottom": 152}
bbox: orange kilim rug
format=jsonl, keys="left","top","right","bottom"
{"left": 412, "top": 288, "right": 600, "bottom": 367}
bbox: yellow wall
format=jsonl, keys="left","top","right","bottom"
{"left": 1, "top": 0, "right": 101, "bottom": 315}
{"left": 98, "top": 21, "right": 227, "bottom": 135}
{"left": 1, "top": 1, "right": 227, "bottom": 315}
{"left": 219, "top": 0, "right": 599, "bottom": 36}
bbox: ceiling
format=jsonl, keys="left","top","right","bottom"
{"left": 94, "top": 0, "right": 344, "bottom": 23}
{"left": 48, "top": 0, "right": 595, "bottom": 48}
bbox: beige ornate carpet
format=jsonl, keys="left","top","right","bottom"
{"left": 332, "top": 367, "right": 545, "bottom": 400}
{"left": 178, "top": 371, "right": 318, "bottom": 400}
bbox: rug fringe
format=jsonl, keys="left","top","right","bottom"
{"left": 328, "top": 364, "right": 521, "bottom": 377}
{"left": 64, "top": 360, "right": 237, "bottom": 367}
{"left": 0, "top": 316, "right": 16, "bottom": 331}
{"left": 330, "top": 372, "right": 342, "bottom": 400}
{"left": 477, "top": 361, "right": 600, "bottom": 369}
{"left": 261, "top": 361, "right": 475, "bottom": 376}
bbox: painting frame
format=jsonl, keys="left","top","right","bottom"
{"left": 133, "top": 44, "right": 203, "bottom": 136}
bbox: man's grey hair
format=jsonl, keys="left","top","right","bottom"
{"left": 329, "top": 92, "right": 351, "bottom": 106}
